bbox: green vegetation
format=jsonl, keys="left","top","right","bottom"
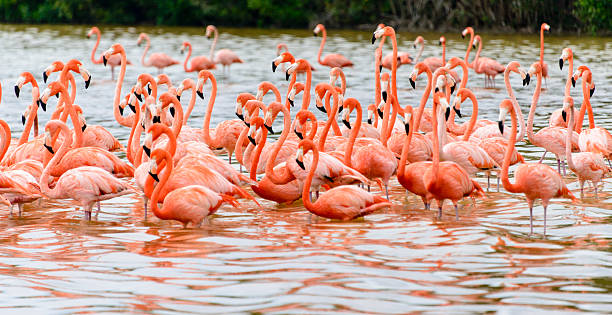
{"left": 0, "top": 0, "right": 609, "bottom": 33}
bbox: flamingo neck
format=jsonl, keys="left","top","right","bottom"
{"left": 202, "top": 76, "right": 219, "bottom": 148}
{"left": 19, "top": 97, "right": 39, "bottom": 145}
{"left": 141, "top": 37, "right": 151, "bottom": 67}
{"left": 250, "top": 127, "right": 268, "bottom": 180}
{"left": 566, "top": 104, "right": 576, "bottom": 171}
{"left": 526, "top": 71, "right": 542, "bottom": 144}
{"left": 317, "top": 88, "right": 339, "bottom": 151}
{"left": 415, "top": 43, "right": 424, "bottom": 64}
{"left": 505, "top": 69, "right": 526, "bottom": 142}
{"left": 442, "top": 42, "right": 446, "bottom": 64}
{"left": 209, "top": 29, "right": 218, "bottom": 60}
{"left": 323, "top": 92, "right": 342, "bottom": 136}
{"left": 461, "top": 95, "right": 479, "bottom": 141}
{"left": 375, "top": 55, "right": 381, "bottom": 106}
{"left": 285, "top": 74, "right": 296, "bottom": 110}
{"left": 41, "top": 122, "right": 73, "bottom": 199}
{"left": 539, "top": 28, "right": 545, "bottom": 66}
{"left": 126, "top": 104, "right": 141, "bottom": 165}
{"left": 464, "top": 31, "right": 474, "bottom": 67}
{"left": 343, "top": 103, "right": 362, "bottom": 167}
{"left": 234, "top": 126, "right": 248, "bottom": 166}
{"left": 472, "top": 39, "right": 482, "bottom": 68}
{"left": 390, "top": 34, "right": 398, "bottom": 98}
{"left": 301, "top": 67, "right": 312, "bottom": 110}
{"left": 150, "top": 151, "right": 174, "bottom": 220}
{"left": 90, "top": 30, "right": 103, "bottom": 64}
{"left": 113, "top": 51, "right": 128, "bottom": 124}
{"left": 397, "top": 114, "right": 414, "bottom": 180}
{"left": 501, "top": 106, "right": 522, "bottom": 193}
{"left": 564, "top": 56, "right": 573, "bottom": 97}
{"left": 183, "top": 43, "right": 193, "bottom": 72}
{"left": 413, "top": 69, "right": 432, "bottom": 132}
{"left": 183, "top": 84, "right": 197, "bottom": 125}
{"left": 317, "top": 29, "right": 326, "bottom": 65}
{"left": 265, "top": 108, "right": 297, "bottom": 185}
{"left": 301, "top": 146, "right": 318, "bottom": 211}
{"left": 431, "top": 101, "right": 441, "bottom": 179}
{"left": 0, "top": 120, "right": 10, "bottom": 161}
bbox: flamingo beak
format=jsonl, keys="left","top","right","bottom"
{"left": 265, "top": 124, "right": 274, "bottom": 134}
{"left": 382, "top": 91, "right": 388, "bottom": 103}
{"left": 379, "top": 64, "right": 382, "bottom": 72}
{"left": 316, "top": 104, "right": 327, "bottom": 114}
{"left": 590, "top": 86, "right": 595, "bottom": 97}
{"left": 84, "top": 76, "right": 91, "bottom": 89}
{"left": 248, "top": 135, "right": 256, "bottom": 146}
{"left": 285, "top": 71, "right": 290, "bottom": 81}
{"left": 562, "top": 110, "right": 567, "bottom": 122}
{"left": 409, "top": 78, "right": 416, "bottom": 89}
{"left": 444, "top": 107, "right": 450, "bottom": 121}
{"left": 134, "top": 91, "right": 143, "bottom": 102}
{"left": 296, "top": 159, "right": 305, "bottom": 170}
{"left": 153, "top": 116, "right": 161, "bottom": 124}
{"left": 197, "top": 90, "right": 204, "bottom": 99}
{"left": 498, "top": 121, "right": 504, "bottom": 134}
{"left": 453, "top": 106, "right": 462, "bottom": 118}
{"left": 14, "top": 86, "right": 20, "bottom": 98}
{"left": 367, "top": 118, "right": 372, "bottom": 125}
{"left": 450, "top": 84, "right": 456, "bottom": 94}
{"left": 559, "top": 59, "right": 564, "bottom": 70}
{"left": 38, "top": 99, "right": 46, "bottom": 111}
{"left": 129, "top": 104, "right": 136, "bottom": 114}
{"left": 103, "top": 55, "right": 108, "bottom": 66}
{"left": 371, "top": 34, "right": 376, "bottom": 44}
{"left": 288, "top": 98, "right": 294, "bottom": 107}
{"left": 272, "top": 61, "right": 277, "bottom": 72}
{"left": 404, "top": 122, "right": 410, "bottom": 135}
{"left": 44, "top": 143, "right": 54, "bottom": 154}
{"left": 147, "top": 85, "right": 152, "bottom": 95}
{"left": 143, "top": 145, "right": 151, "bottom": 157}
{"left": 42, "top": 71, "right": 48, "bottom": 83}
{"left": 236, "top": 112, "right": 244, "bottom": 121}
{"left": 119, "top": 105, "right": 124, "bottom": 116}
{"left": 571, "top": 77, "right": 576, "bottom": 87}
{"left": 294, "top": 129, "right": 303, "bottom": 140}
{"left": 21, "top": 115, "right": 26, "bottom": 125}
{"left": 169, "top": 106, "right": 175, "bottom": 117}
{"left": 148, "top": 171, "right": 160, "bottom": 182}
{"left": 342, "top": 119, "right": 351, "bottom": 129}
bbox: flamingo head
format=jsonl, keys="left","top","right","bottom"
{"left": 147, "top": 157, "right": 160, "bottom": 182}
{"left": 472, "top": 35, "right": 480, "bottom": 49}
{"left": 562, "top": 96, "right": 574, "bottom": 123}
{"left": 248, "top": 116, "right": 265, "bottom": 145}
{"left": 402, "top": 105, "right": 413, "bottom": 135}
{"left": 313, "top": 24, "right": 324, "bottom": 36}
{"left": 559, "top": 48, "right": 573, "bottom": 70}
{"left": 528, "top": 62, "right": 542, "bottom": 78}
{"left": 288, "top": 82, "right": 304, "bottom": 108}
{"left": 72, "top": 105, "right": 87, "bottom": 132}
{"left": 62, "top": 59, "right": 91, "bottom": 89}
{"left": 380, "top": 72, "right": 390, "bottom": 105}
{"left": 413, "top": 36, "right": 424, "bottom": 49}
{"left": 156, "top": 74, "right": 171, "bottom": 87}
{"left": 39, "top": 81, "right": 66, "bottom": 110}
{"left": 87, "top": 26, "right": 99, "bottom": 38}
{"left": 341, "top": 97, "right": 360, "bottom": 129}
{"left": 180, "top": 41, "right": 190, "bottom": 54}
{"left": 196, "top": 70, "right": 214, "bottom": 99}
{"left": 14, "top": 72, "right": 37, "bottom": 99}
{"left": 263, "top": 101, "right": 283, "bottom": 134}
{"left": 102, "top": 43, "right": 123, "bottom": 66}
{"left": 329, "top": 67, "right": 342, "bottom": 85}
{"left": 176, "top": 78, "right": 193, "bottom": 101}
{"left": 445, "top": 57, "right": 464, "bottom": 70}
{"left": 497, "top": 99, "right": 514, "bottom": 134}
{"left": 461, "top": 27, "right": 473, "bottom": 39}
{"left": 367, "top": 103, "right": 376, "bottom": 125}
{"left": 285, "top": 59, "right": 308, "bottom": 80}
{"left": 243, "top": 100, "right": 266, "bottom": 127}
{"left": 256, "top": 81, "right": 274, "bottom": 101}
{"left": 137, "top": 33, "right": 148, "bottom": 46}
{"left": 272, "top": 52, "right": 295, "bottom": 72}
{"left": 205, "top": 25, "right": 216, "bottom": 39}
{"left": 295, "top": 139, "right": 316, "bottom": 170}
{"left": 235, "top": 93, "right": 255, "bottom": 121}
{"left": 372, "top": 26, "right": 394, "bottom": 45}
{"left": 506, "top": 61, "right": 530, "bottom": 86}
{"left": 439, "top": 36, "right": 446, "bottom": 46}
{"left": 42, "top": 61, "right": 64, "bottom": 84}
{"left": 542, "top": 23, "right": 550, "bottom": 32}
{"left": 374, "top": 48, "right": 383, "bottom": 72}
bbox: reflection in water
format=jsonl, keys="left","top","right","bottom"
{"left": 0, "top": 24, "right": 610, "bottom": 312}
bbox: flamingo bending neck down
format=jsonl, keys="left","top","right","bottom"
{"left": 137, "top": 33, "right": 179, "bottom": 74}
{"left": 313, "top": 24, "right": 353, "bottom": 68}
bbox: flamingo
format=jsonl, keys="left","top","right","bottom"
{"left": 87, "top": 26, "right": 131, "bottom": 79}
{"left": 539, "top": 23, "right": 551, "bottom": 84}
{"left": 40, "top": 120, "right": 133, "bottom": 220}
{"left": 563, "top": 96, "right": 609, "bottom": 197}
{"left": 72, "top": 105, "right": 123, "bottom": 152}
{"left": 102, "top": 45, "right": 134, "bottom": 128}
{"left": 136, "top": 33, "right": 179, "bottom": 73}
{"left": 550, "top": 47, "right": 578, "bottom": 128}
{"left": 180, "top": 41, "right": 215, "bottom": 72}
{"left": 425, "top": 92, "right": 485, "bottom": 219}
{"left": 274, "top": 45, "right": 314, "bottom": 73}
{"left": 144, "top": 148, "right": 240, "bottom": 227}
{"left": 498, "top": 94, "right": 576, "bottom": 235}
{"left": 313, "top": 24, "right": 353, "bottom": 68}
{"left": 205, "top": 25, "right": 243, "bottom": 74}
{"left": 472, "top": 35, "right": 505, "bottom": 88}
{"left": 295, "top": 139, "right": 391, "bottom": 220}
{"left": 375, "top": 24, "right": 412, "bottom": 69}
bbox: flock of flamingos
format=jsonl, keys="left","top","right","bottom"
{"left": 0, "top": 22, "right": 607, "bottom": 236}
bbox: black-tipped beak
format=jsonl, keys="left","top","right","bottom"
{"left": 434, "top": 87, "right": 439, "bottom": 93}
{"left": 367, "top": 118, "right": 372, "bottom": 125}
{"left": 453, "top": 106, "right": 462, "bottom": 118}
{"left": 248, "top": 135, "right": 256, "bottom": 146}
{"left": 265, "top": 124, "right": 274, "bottom": 134}
{"left": 288, "top": 98, "right": 294, "bottom": 107}
{"left": 378, "top": 64, "right": 382, "bottom": 72}
{"left": 316, "top": 105, "right": 327, "bottom": 114}
{"left": 152, "top": 116, "right": 161, "bottom": 124}
{"left": 272, "top": 61, "right": 277, "bottom": 72}
{"left": 197, "top": 90, "right": 204, "bottom": 99}
{"left": 498, "top": 121, "right": 504, "bottom": 134}
{"left": 338, "top": 105, "right": 343, "bottom": 113}
{"left": 296, "top": 159, "right": 305, "bottom": 170}
{"left": 169, "top": 106, "right": 175, "bottom": 117}
{"left": 439, "top": 41, "right": 442, "bottom": 46}
{"left": 129, "top": 104, "right": 136, "bottom": 114}
{"left": 39, "top": 99, "right": 47, "bottom": 111}
{"left": 450, "top": 84, "right": 456, "bottom": 94}
{"left": 285, "top": 71, "right": 290, "bottom": 81}
{"left": 147, "top": 85, "right": 152, "bottom": 95}
{"left": 561, "top": 110, "right": 567, "bottom": 122}
{"left": 295, "top": 129, "right": 303, "bottom": 140}
{"left": 236, "top": 112, "right": 244, "bottom": 121}
{"left": 103, "top": 56, "right": 108, "bottom": 66}
{"left": 371, "top": 34, "right": 376, "bottom": 44}
{"left": 571, "top": 77, "right": 576, "bottom": 88}
{"left": 134, "top": 91, "right": 143, "bottom": 102}
{"left": 413, "top": 44, "right": 416, "bottom": 49}
{"left": 409, "top": 78, "right": 416, "bottom": 89}
{"left": 119, "top": 105, "right": 124, "bottom": 116}
{"left": 382, "top": 91, "right": 387, "bottom": 102}
{"left": 313, "top": 32, "right": 317, "bottom": 37}
{"left": 461, "top": 34, "right": 465, "bottom": 39}
{"left": 377, "top": 107, "right": 384, "bottom": 119}
{"left": 44, "top": 143, "right": 54, "bottom": 154}
{"left": 43, "top": 72, "right": 48, "bottom": 83}
{"left": 14, "top": 86, "right": 20, "bottom": 98}
{"left": 21, "top": 115, "right": 26, "bottom": 125}
{"left": 404, "top": 123, "right": 410, "bottom": 135}
{"left": 590, "top": 86, "right": 595, "bottom": 98}
{"left": 148, "top": 171, "right": 159, "bottom": 182}
{"left": 176, "top": 95, "right": 180, "bottom": 102}
{"left": 525, "top": 73, "right": 530, "bottom": 86}
{"left": 342, "top": 119, "right": 351, "bottom": 129}
{"left": 84, "top": 76, "right": 91, "bottom": 89}
{"left": 445, "top": 107, "right": 450, "bottom": 121}
{"left": 143, "top": 145, "right": 151, "bottom": 157}
{"left": 559, "top": 59, "right": 563, "bottom": 70}
{"left": 81, "top": 124, "right": 87, "bottom": 132}
{"left": 244, "top": 121, "right": 250, "bottom": 128}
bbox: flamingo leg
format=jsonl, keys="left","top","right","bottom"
{"left": 18, "top": 204, "right": 23, "bottom": 217}
{"left": 594, "top": 182, "right": 598, "bottom": 198}
{"left": 367, "top": 185, "right": 370, "bottom": 192}
{"left": 96, "top": 201, "right": 101, "bottom": 217}
{"left": 539, "top": 151, "right": 548, "bottom": 163}
{"left": 143, "top": 197, "right": 149, "bottom": 220}
{"left": 454, "top": 204, "right": 459, "bottom": 220}
{"left": 497, "top": 176, "right": 500, "bottom": 192}
{"left": 557, "top": 159, "right": 561, "bottom": 174}
{"left": 580, "top": 181, "right": 584, "bottom": 197}
{"left": 487, "top": 174, "right": 490, "bottom": 191}
{"left": 111, "top": 66, "right": 115, "bottom": 81}
{"left": 384, "top": 184, "right": 389, "bottom": 200}
{"left": 543, "top": 205, "right": 548, "bottom": 236}
{"left": 529, "top": 206, "right": 534, "bottom": 235}
{"left": 9, "top": 205, "right": 13, "bottom": 217}
{"left": 562, "top": 160, "right": 567, "bottom": 176}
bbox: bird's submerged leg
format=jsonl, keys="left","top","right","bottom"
{"left": 9, "top": 205, "right": 13, "bottom": 217}
{"left": 96, "top": 201, "right": 101, "bottom": 217}
{"left": 539, "top": 151, "right": 547, "bottom": 163}
{"left": 580, "top": 181, "right": 585, "bottom": 197}
{"left": 18, "top": 204, "right": 23, "bottom": 217}
{"left": 529, "top": 207, "right": 534, "bottom": 235}
{"left": 557, "top": 159, "right": 561, "bottom": 174}
{"left": 143, "top": 198, "right": 148, "bottom": 220}
{"left": 497, "top": 176, "right": 500, "bottom": 192}
{"left": 562, "top": 160, "right": 567, "bottom": 176}
{"left": 367, "top": 185, "right": 371, "bottom": 192}
{"left": 111, "top": 67, "right": 115, "bottom": 81}
{"left": 594, "top": 182, "right": 598, "bottom": 198}
{"left": 487, "top": 174, "right": 490, "bottom": 191}
{"left": 385, "top": 184, "right": 389, "bottom": 200}
{"left": 543, "top": 205, "right": 548, "bottom": 236}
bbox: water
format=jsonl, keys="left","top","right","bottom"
{"left": 0, "top": 24, "right": 611, "bottom": 313}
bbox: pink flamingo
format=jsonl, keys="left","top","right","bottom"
{"left": 145, "top": 148, "right": 239, "bottom": 227}
{"left": 274, "top": 45, "right": 314, "bottom": 73}
{"left": 563, "top": 96, "right": 609, "bottom": 197}
{"left": 313, "top": 24, "right": 353, "bottom": 68}
{"left": 181, "top": 41, "right": 215, "bottom": 72}
{"left": 549, "top": 47, "right": 578, "bottom": 128}
{"left": 205, "top": 25, "right": 243, "bottom": 74}
{"left": 87, "top": 26, "right": 131, "bottom": 79}
{"left": 41, "top": 120, "right": 133, "bottom": 220}
{"left": 137, "top": 33, "right": 179, "bottom": 73}
{"left": 498, "top": 95, "right": 576, "bottom": 235}
{"left": 461, "top": 27, "right": 476, "bottom": 68}
{"left": 102, "top": 45, "right": 134, "bottom": 128}
{"left": 296, "top": 139, "right": 391, "bottom": 220}
{"left": 425, "top": 92, "right": 485, "bottom": 219}
{"left": 375, "top": 24, "right": 412, "bottom": 70}
{"left": 472, "top": 35, "right": 505, "bottom": 88}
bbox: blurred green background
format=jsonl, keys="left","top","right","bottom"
{"left": 0, "top": 0, "right": 609, "bottom": 33}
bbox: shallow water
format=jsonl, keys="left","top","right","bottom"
{"left": 0, "top": 24, "right": 611, "bottom": 313}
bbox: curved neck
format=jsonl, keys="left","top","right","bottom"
{"left": 150, "top": 152, "right": 173, "bottom": 220}
{"left": 168, "top": 99, "right": 184, "bottom": 138}
{"left": 285, "top": 74, "right": 297, "bottom": 110}
{"left": 126, "top": 103, "right": 141, "bottom": 165}
{"left": 183, "top": 84, "right": 197, "bottom": 125}
{"left": 526, "top": 71, "right": 542, "bottom": 143}
{"left": 323, "top": 92, "right": 342, "bottom": 136}
{"left": 55, "top": 86, "right": 83, "bottom": 148}
{"left": 343, "top": 103, "right": 362, "bottom": 167}
{"left": 375, "top": 55, "right": 381, "bottom": 106}
{"left": 301, "top": 146, "right": 318, "bottom": 210}
{"left": 415, "top": 43, "right": 424, "bottom": 63}
{"left": 539, "top": 28, "right": 545, "bottom": 66}
{"left": 566, "top": 104, "right": 576, "bottom": 170}
{"left": 389, "top": 34, "right": 398, "bottom": 98}
{"left": 413, "top": 69, "right": 433, "bottom": 132}
{"left": 317, "top": 88, "right": 340, "bottom": 151}
{"left": 461, "top": 95, "right": 479, "bottom": 141}
{"left": 183, "top": 43, "right": 193, "bottom": 72}
{"left": 41, "top": 122, "right": 73, "bottom": 199}
{"left": 202, "top": 75, "right": 219, "bottom": 147}
{"left": 265, "top": 108, "right": 295, "bottom": 184}
{"left": 19, "top": 96, "right": 39, "bottom": 145}
{"left": 564, "top": 56, "right": 573, "bottom": 97}
{"left": 234, "top": 126, "right": 248, "bottom": 165}
{"left": 464, "top": 31, "right": 474, "bottom": 66}
{"left": 431, "top": 100, "right": 441, "bottom": 179}
{"left": 442, "top": 42, "right": 446, "bottom": 64}
{"left": 209, "top": 29, "right": 218, "bottom": 59}
{"left": 317, "top": 28, "right": 327, "bottom": 65}
{"left": 398, "top": 114, "right": 414, "bottom": 179}
{"left": 505, "top": 69, "right": 525, "bottom": 142}
{"left": 301, "top": 66, "right": 312, "bottom": 110}
{"left": 250, "top": 127, "right": 268, "bottom": 180}
{"left": 501, "top": 106, "right": 522, "bottom": 193}
{"left": 113, "top": 50, "right": 128, "bottom": 125}
{"left": 141, "top": 36, "right": 151, "bottom": 66}
{"left": 471, "top": 39, "right": 482, "bottom": 68}
{"left": 90, "top": 30, "right": 102, "bottom": 64}
{"left": 0, "top": 120, "right": 10, "bottom": 161}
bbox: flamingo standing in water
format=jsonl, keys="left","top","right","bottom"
{"left": 498, "top": 95, "right": 576, "bottom": 235}
{"left": 145, "top": 148, "right": 240, "bottom": 227}
{"left": 295, "top": 139, "right": 392, "bottom": 220}
{"left": 87, "top": 26, "right": 131, "bottom": 79}
{"left": 40, "top": 120, "right": 133, "bottom": 220}
{"left": 313, "top": 24, "right": 353, "bottom": 68}
{"left": 563, "top": 96, "right": 609, "bottom": 197}
{"left": 180, "top": 41, "right": 215, "bottom": 72}
{"left": 137, "top": 33, "right": 179, "bottom": 73}
{"left": 472, "top": 35, "right": 505, "bottom": 88}
{"left": 205, "top": 25, "right": 243, "bottom": 74}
